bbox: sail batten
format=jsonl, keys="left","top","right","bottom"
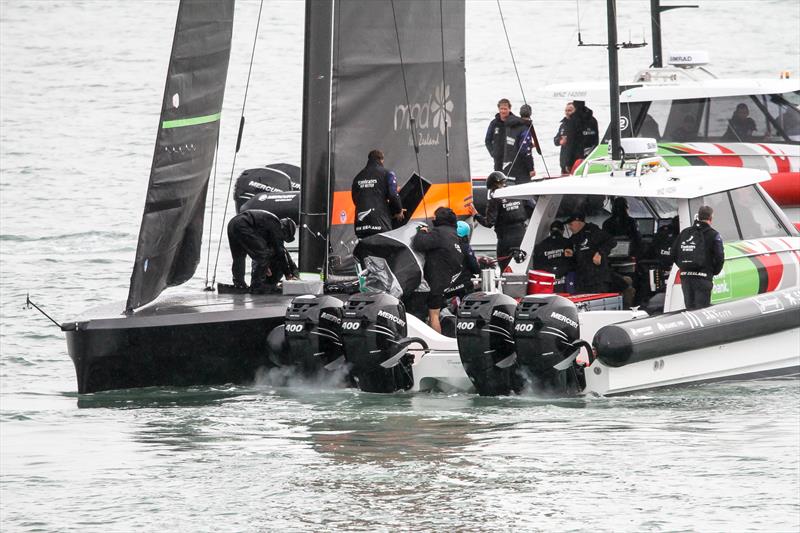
{"left": 126, "top": 0, "right": 235, "bottom": 312}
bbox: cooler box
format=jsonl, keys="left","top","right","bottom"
{"left": 527, "top": 269, "right": 556, "bottom": 294}
{"left": 566, "top": 293, "right": 623, "bottom": 311}
{"left": 501, "top": 273, "right": 528, "bottom": 299}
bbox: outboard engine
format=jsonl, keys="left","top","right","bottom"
{"left": 341, "top": 293, "right": 414, "bottom": 393}
{"left": 272, "top": 295, "right": 346, "bottom": 375}
{"left": 514, "top": 294, "right": 587, "bottom": 395}
{"left": 456, "top": 292, "right": 521, "bottom": 396}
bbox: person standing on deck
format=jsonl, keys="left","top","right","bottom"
{"left": 485, "top": 98, "right": 528, "bottom": 172}
{"left": 468, "top": 171, "right": 532, "bottom": 272}
{"left": 504, "top": 104, "right": 536, "bottom": 185}
{"left": 554, "top": 101, "right": 575, "bottom": 174}
{"left": 670, "top": 205, "right": 724, "bottom": 310}
{"left": 351, "top": 149, "right": 405, "bottom": 239}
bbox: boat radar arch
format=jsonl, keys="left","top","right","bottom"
{"left": 666, "top": 50, "right": 710, "bottom": 68}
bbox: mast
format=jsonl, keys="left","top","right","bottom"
{"left": 299, "top": 0, "right": 334, "bottom": 277}
{"left": 650, "top": 0, "right": 662, "bottom": 68}
{"left": 607, "top": 0, "right": 622, "bottom": 160}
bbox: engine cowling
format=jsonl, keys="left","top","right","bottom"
{"left": 341, "top": 293, "right": 414, "bottom": 393}
{"left": 514, "top": 294, "right": 585, "bottom": 395}
{"left": 456, "top": 292, "right": 521, "bottom": 396}
{"left": 274, "top": 295, "right": 346, "bottom": 375}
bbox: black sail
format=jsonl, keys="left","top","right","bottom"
{"left": 126, "top": 0, "right": 235, "bottom": 312}
{"left": 327, "top": 0, "right": 469, "bottom": 274}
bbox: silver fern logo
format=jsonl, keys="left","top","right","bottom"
{"left": 393, "top": 83, "right": 454, "bottom": 146}
{"left": 431, "top": 83, "right": 453, "bottom": 135}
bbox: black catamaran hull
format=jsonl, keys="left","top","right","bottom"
{"left": 64, "top": 293, "right": 293, "bottom": 394}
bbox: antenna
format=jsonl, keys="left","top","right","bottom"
{"left": 650, "top": 0, "right": 699, "bottom": 68}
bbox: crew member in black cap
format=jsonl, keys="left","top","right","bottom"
{"left": 412, "top": 207, "right": 464, "bottom": 333}
{"left": 227, "top": 210, "right": 298, "bottom": 293}
{"left": 351, "top": 149, "right": 405, "bottom": 239}
{"left": 532, "top": 220, "right": 573, "bottom": 292}
{"left": 469, "top": 171, "right": 532, "bottom": 272}
{"left": 564, "top": 212, "right": 616, "bottom": 293}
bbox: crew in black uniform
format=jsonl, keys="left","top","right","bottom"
{"left": 411, "top": 207, "right": 464, "bottom": 334}
{"left": 485, "top": 98, "right": 530, "bottom": 172}
{"left": 351, "top": 149, "right": 404, "bottom": 239}
{"left": 227, "top": 209, "right": 298, "bottom": 293}
{"left": 602, "top": 196, "right": 642, "bottom": 307}
{"left": 469, "top": 171, "right": 532, "bottom": 272}
{"left": 644, "top": 215, "right": 680, "bottom": 293}
{"left": 445, "top": 220, "right": 482, "bottom": 301}
{"left": 504, "top": 104, "right": 536, "bottom": 185}
{"left": 565, "top": 212, "right": 617, "bottom": 293}
{"left": 670, "top": 205, "right": 724, "bottom": 310}
{"left": 532, "top": 220, "right": 573, "bottom": 292}
{"left": 564, "top": 100, "right": 599, "bottom": 165}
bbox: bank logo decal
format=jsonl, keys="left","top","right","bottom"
{"left": 393, "top": 82, "right": 454, "bottom": 147}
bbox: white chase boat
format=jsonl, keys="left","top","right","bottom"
{"left": 451, "top": 142, "right": 800, "bottom": 396}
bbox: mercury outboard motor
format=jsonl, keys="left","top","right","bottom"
{"left": 341, "top": 293, "right": 415, "bottom": 393}
{"left": 456, "top": 292, "right": 521, "bottom": 396}
{"left": 273, "top": 295, "right": 346, "bottom": 375}
{"left": 514, "top": 294, "right": 588, "bottom": 395}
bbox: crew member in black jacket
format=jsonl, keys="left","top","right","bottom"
{"left": 351, "top": 149, "right": 404, "bottom": 238}
{"left": 504, "top": 104, "right": 536, "bottom": 184}
{"left": 227, "top": 210, "right": 298, "bottom": 292}
{"left": 564, "top": 100, "right": 600, "bottom": 166}
{"left": 554, "top": 101, "right": 575, "bottom": 174}
{"left": 469, "top": 171, "right": 532, "bottom": 272}
{"left": 485, "top": 98, "right": 530, "bottom": 172}
{"left": 670, "top": 206, "right": 724, "bottom": 310}
{"left": 532, "top": 220, "right": 573, "bottom": 292}
{"left": 412, "top": 207, "right": 464, "bottom": 333}
{"left": 565, "top": 212, "right": 616, "bottom": 293}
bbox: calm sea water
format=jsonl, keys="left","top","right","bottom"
{"left": 1, "top": 1, "right": 799, "bottom": 531}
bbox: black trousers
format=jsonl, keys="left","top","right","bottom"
{"left": 496, "top": 226, "right": 526, "bottom": 272}
{"left": 681, "top": 276, "right": 713, "bottom": 310}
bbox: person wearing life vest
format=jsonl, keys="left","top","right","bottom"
{"left": 564, "top": 212, "right": 616, "bottom": 293}
{"left": 670, "top": 205, "right": 724, "bottom": 310}
{"left": 227, "top": 210, "right": 298, "bottom": 293}
{"left": 643, "top": 215, "right": 680, "bottom": 293}
{"left": 469, "top": 171, "right": 532, "bottom": 272}
{"left": 411, "top": 207, "right": 464, "bottom": 333}
{"left": 504, "top": 104, "right": 537, "bottom": 185}
{"left": 532, "top": 220, "right": 574, "bottom": 293}
{"left": 351, "top": 149, "right": 405, "bottom": 239}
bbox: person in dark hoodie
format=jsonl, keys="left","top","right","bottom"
{"left": 504, "top": 104, "right": 537, "bottom": 184}
{"left": 602, "top": 197, "right": 643, "bottom": 259}
{"left": 554, "top": 101, "right": 575, "bottom": 174}
{"left": 485, "top": 98, "right": 530, "bottom": 171}
{"left": 565, "top": 100, "right": 600, "bottom": 165}
{"left": 469, "top": 171, "right": 532, "bottom": 272}
{"left": 445, "top": 220, "right": 482, "bottom": 301}
{"left": 227, "top": 210, "right": 298, "bottom": 293}
{"left": 564, "top": 212, "right": 616, "bottom": 293}
{"left": 351, "top": 149, "right": 404, "bottom": 239}
{"left": 670, "top": 205, "right": 724, "bottom": 310}
{"left": 412, "top": 207, "right": 464, "bottom": 333}
{"left": 532, "top": 220, "right": 573, "bottom": 292}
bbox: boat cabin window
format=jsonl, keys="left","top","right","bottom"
{"left": 609, "top": 91, "right": 800, "bottom": 144}
{"left": 688, "top": 191, "right": 739, "bottom": 241}
{"left": 556, "top": 194, "right": 673, "bottom": 239}
{"left": 729, "top": 186, "right": 791, "bottom": 238}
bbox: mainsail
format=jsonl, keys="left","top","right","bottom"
{"left": 126, "top": 0, "right": 235, "bottom": 311}
{"left": 327, "top": 0, "right": 470, "bottom": 273}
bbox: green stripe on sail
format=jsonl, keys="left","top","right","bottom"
{"left": 162, "top": 112, "right": 221, "bottom": 129}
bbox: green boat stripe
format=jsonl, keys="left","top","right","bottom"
{"left": 162, "top": 112, "right": 221, "bottom": 129}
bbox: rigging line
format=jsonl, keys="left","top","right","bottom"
{"left": 204, "top": 130, "right": 222, "bottom": 289}
{"left": 210, "top": 0, "right": 265, "bottom": 287}
{"left": 496, "top": 0, "right": 525, "bottom": 104}
{"left": 438, "top": 0, "right": 451, "bottom": 209}
{"left": 390, "top": 0, "right": 428, "bottom": 221}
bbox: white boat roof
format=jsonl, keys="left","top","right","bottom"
{"left": 537, "top": 77, "right": 799, "bottom": 103}
{"left": 620, "top": 78, "right": 799, "bottom": 103}
{"left": 495, "top": 165, "right": 771, "bottom": 200}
